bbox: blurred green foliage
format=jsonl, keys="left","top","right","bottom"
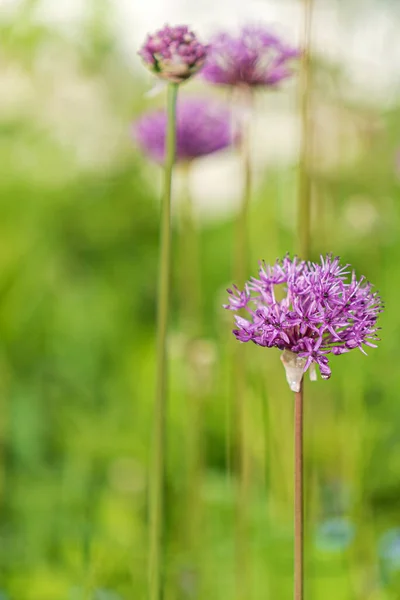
{"left": 1, "top": 1, "right": 400, "bottom": 599}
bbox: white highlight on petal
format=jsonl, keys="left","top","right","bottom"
{"left": 280, "top": 350, "right": 307, "bottom": 393}
{"left": 144, "top": 80, "right": 167, "bottom": 98}
{"left": 309, "top": 363, "right": 317, "bottom": 381}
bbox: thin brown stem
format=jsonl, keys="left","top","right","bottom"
{"left": 296, "top": 1, "right": 313, "bottom": 590}
{"left": 233, "top": 87, "right": 253, "bottom": 600}
{"left": 294, "top": 379, "right": 304, "bottom": 600}
{"left": 234, "top": 91, "right": 252, "bottom": 286}
{"left": 297, "top": 0, "right": 314, "bottom": 259}
{"left": 179, "top": 162, "right": 201, "bottom": 335}
{"left": 179, "top": 163, "right": 204, "bottom": 593}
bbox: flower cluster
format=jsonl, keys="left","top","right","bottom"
{"left": 202, "top": 24, "right": 299, "bottom": 88}
{"left": 138, "top": 24, "right": 208, "bottom": 83}
{"left": 224, "top": 255, "right": 382, "bottom": 380}
{"left": 133, "top": 99, "right": 235, "bottom": 163}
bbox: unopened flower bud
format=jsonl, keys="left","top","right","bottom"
{"left": 139, "top": 24, "right": 208, "bottom": 83}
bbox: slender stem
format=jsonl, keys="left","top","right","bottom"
{"left": 179, "top": 163, "right": 204, "bottom": 589}
{"left": 149, "top": 82, "right": 178, "bottom": 600}
{"left": 297, "top": 0, "right": 314, "bottom": 259}
{"left": 179, "top": 163, "right": 201, "bottom": 334}
{"left": 235, "top": 90, "right": 252, "bottom": 286}
{"left": 234, "top": 88, "right": 253, "bottom": 600}
{"left": 295, "top": 5, "right": 313, "bottom": 597}
{"left": 294, "top": 380, "right": 304, "bottom": 600}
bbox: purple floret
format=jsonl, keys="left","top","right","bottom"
{"left": 133, "top": 99, "right": 236, "bottom": 163}
{"left": 224, "top": 254, "right": 383, "bottom": 379}
{"left": 202, "top": 24, "right": 299, "bottom": 88}
{"left": 138, "top": 24, "right": 208, "bottom": 83}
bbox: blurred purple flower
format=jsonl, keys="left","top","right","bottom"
{"left": 138, "top": 24, "right": 208, "bottom": 83}
{"left": 133, "top": 99, "right": 235, "bottom": 163}
{"left": 224, "top": 254, "right": 382, "bottom": 380}
{"left": 202, "top": 24, "right": 299, "bottom": 88}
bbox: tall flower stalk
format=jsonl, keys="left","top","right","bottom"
{"left": 296, "top": 1, "right": 314, "bottom": 596}
{"left": 179, "top": 163, "right": 201, "bottom": 333}
{"left": 148, "top": 80, "right": 178, "bottom": 600}
{"left": 224, "top": 254, "right": 382, "bottom": 600}
{"left": 298, "top": 0, "right": 314, "bottom": 260}
{"left": 134, "top": 98, "right": 236, "bottom": 591}
{"left": 138, "top": 24, "right": 208, "bottom": 600}
{"left": 179, "top": 163, "right": 203, "bottom": 587}
{"left": 233, "top": 88, "right": 253, "bottom": 599}
{"left": 294, "top": 379, "right": 304, "bottom": 600}
{"left": 203, "top": 24, "right": 299, "bottom": 597}
{"left": 234, "top": 89, "right": 252, "bottom": 287}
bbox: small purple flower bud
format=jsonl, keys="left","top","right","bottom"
{"left": 138, "top": 24, "right": 208, "bottom": 83}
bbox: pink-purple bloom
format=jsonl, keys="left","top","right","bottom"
{"left": 224, "top": 255, "right": 383, "bottom": 380}
{"left": 138, "top": 24, "right": 208, "bottom": 83}
{"left": 133, "top": 99, "right": 235, "bottom": 163}
{"left": 202, "top": 24, "right": 299, "bottom": 88}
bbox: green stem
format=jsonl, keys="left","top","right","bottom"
{"left": 235, "top": 92, "right": 252, "bottom": 286}
{"left": 180, "top": 163, "right": 201, "bottom": 335}
{"left": 234, "top": 88, "right": 253, "bottom": 600}
{"left": 149, "top": 82, "right": 178, "bottom": 600}
{"left": 294, "top": 380, "right": 304, "bottom": 600}
{"left": 297, "top": 0, "right": 314, "bottom": 260}
{"left": 179, "top": 163, "right": 204, "bottom": 592}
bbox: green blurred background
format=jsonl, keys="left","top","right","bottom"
{"left": 1, "top": 0, "right": 400, "bottom": 598}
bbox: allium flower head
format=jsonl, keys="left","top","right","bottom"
{"left": 133, "top": 99, "right": 235, "bottom": 163}
{"left": 202, "top": 24, "right": 299, "bottom": 87}
{"left": 138, "top": 24, "right": 208, "bottom": 83}
{"left": 224, "top": 255, "right": 382, "bottom": 387}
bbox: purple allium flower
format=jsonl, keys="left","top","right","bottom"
{"left": 224, "top": 254, "right": 382, "bottom": 382}
{"left": 202, "top": 25, "right": 299, "bottom": 88}
{"left": 138, "top": 24, "right": 208, "bottom": 83}
{"left": 133, "top": 99, "right": 235, "bottom": 163}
